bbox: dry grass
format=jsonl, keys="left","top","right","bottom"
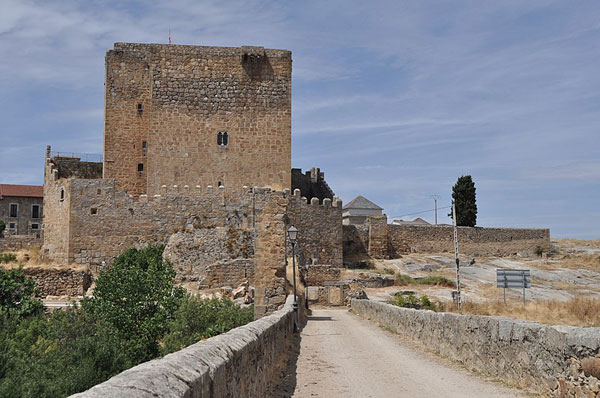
{"left": 555, "top": 238, "right": 600, "bottom": 248}
{"left": 439, "top": 295, "right": 600, "bottom": 327}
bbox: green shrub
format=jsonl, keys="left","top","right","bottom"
{"left": 161, "top": 296, "right": 254, "bottom": 355}
{"left": 0, "top": 253, "right": 18, "bottom": 263}
{"left": 415, "top": 276, "right": 456, "bottom": 288}
{"left": 82, "top": 245, "right": 186, "bottom": 364}
{"left": 395, "top": 272, "right": 456, "bottom": 288}
{"left": 0, "top": 267, "right": 43, "bottom": 318}
{"left": 392, "top": 293, "right": 437, "bottom": 311}
{"left": 382, "top": 268, "right": 395, "bottom": 275}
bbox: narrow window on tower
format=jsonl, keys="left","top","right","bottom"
{"left": 223, "top": 132, "right": 228, "bottom": 146}
{"left": 142, "top": 141, "right": 147, "bottom": 156}
{"left": 137, "top": 103, "right": 143, "bottom": 115}
{"left": 217, "top": 132, "right": 223, "bottom": 146}
{"left": 137, "top": 163, "right": 144, "bottom": 177}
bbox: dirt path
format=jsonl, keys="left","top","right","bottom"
{"left": 292, "top": 308, "right": 526, "bottom": 398}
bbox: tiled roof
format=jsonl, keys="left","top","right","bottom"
{"left": 0, "top": 184, "right": 44, "bottom": 199}
{"left": 343, "top": 195, "right": 383, "bottom": 210}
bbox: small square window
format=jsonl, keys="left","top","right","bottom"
{"left": 91, "top": 208, "right": 98, "bottom": 215}
{"left": 8, "top": 222, "right": 16, "bottom": 230}
{"left": 97, "top": 189, "right": 102, "bottom": 195}
{"left": 31, "top": 223, "right": 39, "bottom": 230}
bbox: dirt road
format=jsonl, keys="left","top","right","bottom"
{"left": 292, "top": 308, "right": 525, "bottom": 398}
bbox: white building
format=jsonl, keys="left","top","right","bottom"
{"left": 342, "top": 195, "right": 383, "bottom": 225}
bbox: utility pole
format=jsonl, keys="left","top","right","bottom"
{"left": 452, "top": 203, "right": 462, "bottom": 310}
{"left": 431, "top": 195, "right": 440, "bottom": 225}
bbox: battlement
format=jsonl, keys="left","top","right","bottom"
{"left": 112, "top": 42, "right": 292, "bottom": 59}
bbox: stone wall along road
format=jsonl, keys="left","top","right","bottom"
{"left": 70, "top": 295, "right": 297, "bottom": 398}
{"left": 351, "top": 299, "right": 600, "bottom": 395}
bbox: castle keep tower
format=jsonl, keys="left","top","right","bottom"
{"left": 103, "top": 43, "right": 292, "bottom": 196}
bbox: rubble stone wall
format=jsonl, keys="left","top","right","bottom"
{"left": 0, "top": 265, "right": 92, "bottom": 297}
{"left": 352, "top": 299, "right": 600, "bottom": 395}
{"left": 104, "top": 43, "right": 292, "bottom": 197}
{"left": 0, "top": 235, "right": 41, "bottom": 252}
{"left": 70, "top": 295, "right": 297, "bottom": 398}
{"left": 386, "top": 224, "right": 550, "bottom": 257}
{"left": 343, "top": 220, "right": 550, "bottom": 259}
{"left": 306, "top": 264, "right": 341, "bottom": 286}
{"left": 287, "top": 189, "right": 343, "bottom": 267}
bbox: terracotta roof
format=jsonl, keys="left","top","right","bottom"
{"left": 343, "top": 195, "right": 383, "bottom": 210}
{"left": 0, "top": 184, "right": 44, "bottom": 199}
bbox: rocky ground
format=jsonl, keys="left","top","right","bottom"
{"left": 354, "top": 239, "right": 600, "bottom": 305}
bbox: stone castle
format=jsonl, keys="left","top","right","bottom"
{"left": 42, "top": 43, "right": 341, "bottom": 316}
{"left": 40, "top": 42, "right": 549, "bottom": 316}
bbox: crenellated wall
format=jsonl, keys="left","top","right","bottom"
{"left": 287, "top": 188, "right": 343, "bottom": 267}
{"left": 104, "top": 43, "right": 292, "bottom": 197}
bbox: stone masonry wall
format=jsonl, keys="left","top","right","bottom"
{"left": 164, "top": 227, "right": 256, "bottom": 289}
{"left": 343, "top": 219, "right": 550, "bottom": 259}
{"left": 386, "top": 224, "right": 550, "bottom": 257}
{"left": 0, "top": 265, "right": 92, "bottom": 297}
{"left": 70, "top": 295, "right": 297, "bottom": 398}
{"left": 367, "top": 215, "right": 388, "bottom": 259}
{"left": 352, "top": 299, "right": 600, "bottom": 395}
{"left": 287, "top": 189, "right": 343, "bottom": 268}
{"left": 0, "top": 235, "right": 41, "bottom": 252}
{"left": 104, "top": 43, "right": 292, "bottom": 197}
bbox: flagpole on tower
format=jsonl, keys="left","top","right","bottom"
{"left": 169, "top": 29, "right": 172, "bottom": 44}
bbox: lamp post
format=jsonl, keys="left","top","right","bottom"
{"left": 287, "top": 225, "right": 299, "bottom": 333}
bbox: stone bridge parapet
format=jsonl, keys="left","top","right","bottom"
{"left": 71, "top": 295, "right": 297, "bottom": 397}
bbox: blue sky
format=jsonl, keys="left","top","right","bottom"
{"left": 1, "top": 1, "right": 599, "bottom": 239}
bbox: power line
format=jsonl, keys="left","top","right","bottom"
{"left": 390, "top": 205, "right": 451, "bottom": 219}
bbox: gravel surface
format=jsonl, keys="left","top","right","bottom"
{"left": 292, "top": 308, "right": 526, "bottom": 398}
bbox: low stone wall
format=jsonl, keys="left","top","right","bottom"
{"left": 0, "top": 235, "right": 42, "bottom": 252}
{"left": 352, "top": 299, "right": 600, "bottom": 395}
{"left": 0, "top": 265, "right": 93, "bottom": 297}
{"left": 306, "top": 264, "right": 341, "bottom": 286}
{"left": 343, "top": 221, "right": 551, "bottom": 259}
{"left": 70, "top": 295, "right": 297, "bottom": 398}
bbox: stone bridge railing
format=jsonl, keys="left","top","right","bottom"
{"left": 71, "top": 296, "right": 296, "bottom": 397}
{"left": 352, "top": 299, "right": 600, "bottom": 395}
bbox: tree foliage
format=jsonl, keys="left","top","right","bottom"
{"left": 450, "top": 175, "right": 477, "bottom": 227}
{"left": 82, "top": 245, "right": 186, "bottom": 363}
{"left": 161, "top": 296, "right": 253, "bottom": 355}
{"left": 0, "top": 245, "right": 253, "bottom": 397}
{"left": 0, "top": 267, "right": 44, "bottom": 318}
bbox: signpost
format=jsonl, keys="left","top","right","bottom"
{"left": 452, "top": 204, "right": 461, "bottom": 310}
{"left": 496, "top": 269, "right": 531, "bottom": 305}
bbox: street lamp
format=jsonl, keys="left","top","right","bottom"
{"left": 287, "top": 225, "right": 299, "bottom": 332}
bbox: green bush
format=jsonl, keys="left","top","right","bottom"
{"left": 161, "top": 296, "right": 253, "bottom": 355}
{"left": 0, "top": 253, "right": 18, "bottom": 263}
{"left": 415, "top": 276, "right": 456, "bottom": 288}
{"left": 0, "top": 267, "right": 43, "bottom": 318}
{"left": 395, "top": 272, "right": 456, "bottom": 288}
{"left": 0, "top": 245, "right": 255, "bottom": 397}
{"left": 392, "top": 293, "right": 437, "bottom": 311}
{"left": 82, "top": 245, "right": 186, "bottom": 364}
